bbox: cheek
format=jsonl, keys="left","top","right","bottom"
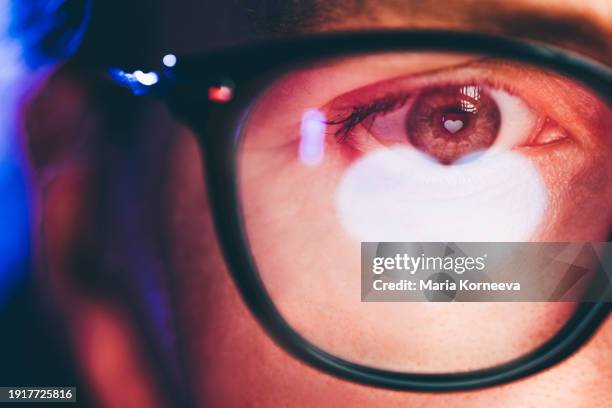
{"left": 165, "top": 124, "right": 612, "bottom": 406}
{"left": 239, "top": 143, "right": 594, "bottom": 373}
{"left": 528, "top": 139, "right": 612, "bottom": 242}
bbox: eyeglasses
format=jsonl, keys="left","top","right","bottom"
{"left": 119, "top": 31, "right": 612, "bottom": 392}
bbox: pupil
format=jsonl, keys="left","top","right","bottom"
{"left": 406, "top": 85, "right": 501, "bottom": 164}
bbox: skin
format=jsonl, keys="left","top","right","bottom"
{"left": 28, "top": 0, "right": 612, "bottom": 406}
{"left": 239, "top": 53, "right": 609, "bottom": 373}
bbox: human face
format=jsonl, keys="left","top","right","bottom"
{"left": 39, "top": 0, "right": 612, "bottom": 406}
{"left": 154, "top": 3, "right": 609, "bottom": 404}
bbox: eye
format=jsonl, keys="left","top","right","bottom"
{"left": 237, "top": 52, "right": 612, "bottom": 374}
{"left": 324, "top": 73, "right": 569, "bottom": 164}
{"left": 407, "top": 85, "right": 501, "bottom": 164}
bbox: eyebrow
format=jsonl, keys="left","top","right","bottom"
{"left": 258, "top": 0, "right": 612, "bottom": 65}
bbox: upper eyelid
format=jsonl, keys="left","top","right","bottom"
{"left": 322, "top": 56, "right": 494, "bottom": 110}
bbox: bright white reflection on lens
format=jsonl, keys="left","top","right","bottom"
{"left": 134, "top": 70, "right": 159, "bottom": 86}
{"left": 163, "top": 54, "right": 177, "bottom": 67}
{"left": 299, "top": 109, "right": 326, "bottom": 166}
{"left": 336, "top": 147, "right": 547, "bottom": 241}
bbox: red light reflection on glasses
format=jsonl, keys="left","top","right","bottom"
{"left": 208, "top": 86, "right": 233, "bottom": 103}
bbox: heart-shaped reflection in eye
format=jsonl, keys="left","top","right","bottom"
{"left": 444, "top": 119, "right": 464, "bottom": 134}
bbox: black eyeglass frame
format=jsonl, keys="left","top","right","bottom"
{"left": 138, "top": 31, "right": 612, "bottom": 392}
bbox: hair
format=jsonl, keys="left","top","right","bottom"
{"left": 73, "top": 0, "right": 162, "bottom": 68}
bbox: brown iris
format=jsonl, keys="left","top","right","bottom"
{"left": 406, "top": 85, "right": 500, "bottom": 164}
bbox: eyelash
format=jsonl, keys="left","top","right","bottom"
{"left": 325, "top": 93, "right": 411, "bottom": 142}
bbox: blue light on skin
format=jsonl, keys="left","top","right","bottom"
{"left": 0, "top": 64, "right": 31, "bottom": 307}
{"left": 0, "top": 0, "right": 91, "bottom": 306}
{"left": 8, "top": 0, "right": 92, "bottom": 68}
{"left": 299, "top": 109, "right": 327, "bottom": 166}
{"left": 0, "top": 159, "right": 30, "bottom": 306}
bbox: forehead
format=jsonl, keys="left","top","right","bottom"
{"left": 160, "top": 0, "right": 611, "bottom": 65}
{"left": 308, "top": 0, "right": 612, "bottom": 26}
{"left": 296, "top": 0, "right": 612, "bottom": 63}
